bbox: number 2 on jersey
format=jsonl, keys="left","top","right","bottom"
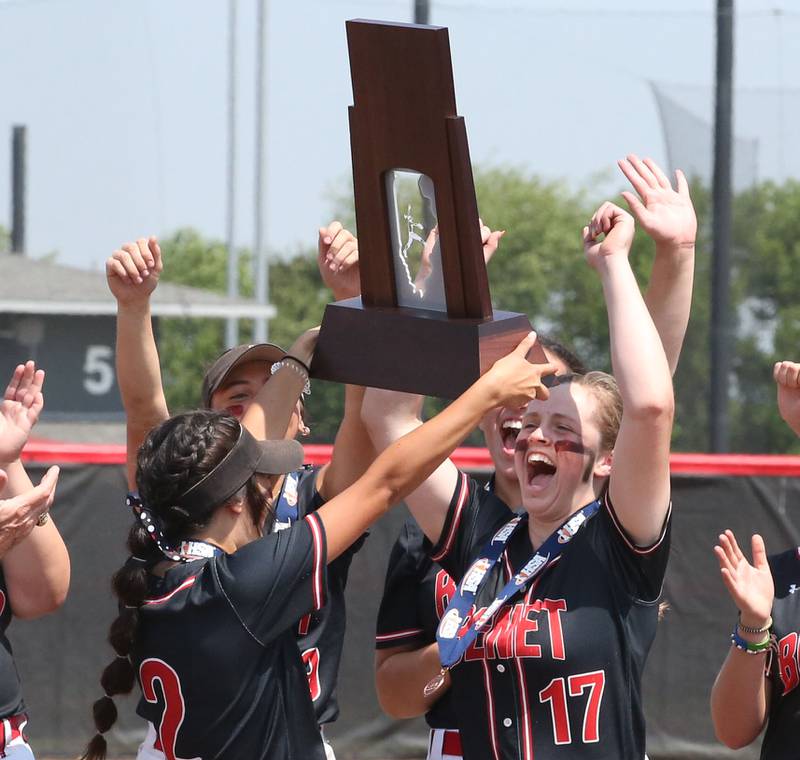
{"left": 140, "top": 659, "right": 201, "bottom": 760}
{"left": 538, "top": 670, "right": 605, "bottom": 745}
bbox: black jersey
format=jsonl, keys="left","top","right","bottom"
{"left": 375, "top": 516, "right": 459, "bottom": 729}
{"left": 133, "top": 513, "right": 328, "bottom": 760}
{"left": 0, "top": 570, "right": 23, "bottom": 719}
{"left": 429, "top": 472, "right": 671, "bottom": 760}
{"left": 274, "top": 465, "right": 365, "bottom": 726}
{"left": 762, "top": 547, "right": 800, "bottom": 759}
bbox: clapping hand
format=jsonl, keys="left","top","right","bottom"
{"left": 0, "top": 362, "right": 44, "bottom": 464}
{"left": 714, "top": 530, "right": 774, "bottom": 629}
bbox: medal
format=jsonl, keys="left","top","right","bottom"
{"left": 423, "top": 668, "right": 449, "bottom": 697}
{"left": 431, "top": 500, "right": 601, "bottom": 695}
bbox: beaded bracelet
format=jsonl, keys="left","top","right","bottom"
{"left": 731, "top": 629, "right": 772, "bottom": 654}
{"left": 283, "top": 354, "right": 311, "bottom": 376}
{"left": 737, "top": 613, "right": 772, "bottom": 635}
{"left": 270, "top": 359, "right": 311, "bottom": 396}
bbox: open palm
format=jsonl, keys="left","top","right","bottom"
{"left": 714, "top": 530, "right": 774, "bottom": 623}
{"left": 0, "top": 362, "right": 44, "bottom": 463}
{"left": 619, "top": 155, "right": 696, "bottom": 248}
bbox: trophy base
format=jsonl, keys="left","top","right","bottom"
{"left": 310, "top": 298, "right": 543, "bottom": 399}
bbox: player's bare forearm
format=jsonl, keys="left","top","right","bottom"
{"left": 375, "top": 642, "right": 450, "bottom": 718}
{"left": 0, "top": 461, "right": 69, "bottom": 618}
{"left": 710, "top": 649, "right": 769, "bottom": 749}
{"left": 600, "top": 255, "right": 673, "bottom": 545}
{"left": 361, "top": 388, "right": 426, "bottom": 451}
{"left": 644, "top": 242, "right": 695, "bottom": 376}
{"left": 241, "top": 365, "right": 307, "bottom": 441}
{"left": 116, "top": 301, "right": 169, "bottom": 487}
{"left": 361, "top": 387, "right": 460, "bottom": 543}
{"left": 320, "top": 374, "right": 507, "bottom": 558}
{"left": 316, "top": 385, "right": 377, "bottom": 502}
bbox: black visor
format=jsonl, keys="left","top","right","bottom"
{"left": 175, "top": 424, "right": 304, "bottom": 512}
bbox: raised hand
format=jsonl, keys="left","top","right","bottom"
{"left": 106, "top": 237, "right": 163, "bottom": 306}
{"left": 582, "top": 202, "right": 635, "bottom": 271}
{"left": 318, "top": 222, "right": 360, "bottom": 301}
{"left": 481, "top": 332, "right": 557, "bottom": 408}
{"left": 0, "top": 362, "right": 45, "bottom": 464}
{"left": 774, "top": 360, "right": 800, "bottom": 437}
{"left": 479, "top": 219, "right": 505, "bottom": 265}
{"left": 414, "top": 219, "right": 504, "bottom": 295}
{"left": 0, "top": 466, "right": 59, "bottom": 554}
{"left": 618, "top": 155, "right": 696, "bottom": 249}
{"left": 714, "top": 530, "right": 774, "bottom": 627}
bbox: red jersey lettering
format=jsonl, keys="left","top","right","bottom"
{"left": 484, "top": 603, "right": 523, "bottom": 660}
{"left": 139, "top": 659, "right": 200, "bottom": 760}
{"left": 435, "top": 570, "right": 457, "bottom": 619}
{"left": 778, "top": 632, "right": 800, "bottom": 695}
{"left": 302, "top": 647, "right": 321, "bottom": 701}
{"left": 297, "top": 614, "right": 312, "bottom": 636}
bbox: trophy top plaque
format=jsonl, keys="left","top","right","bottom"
{"left": 310, "top": 19, "right": 542, "bottom": 399}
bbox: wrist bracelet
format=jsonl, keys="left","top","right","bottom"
{"left": 270, "top": 359, "right": 311, "bottom": 397}
{"left": 283, "top": 354, "right": 311, "bottom": 376}
{"left": 731, "top": 629, "right": 772, "bottom": 654}
{"left": 737, "top": 613, "right": 772, "bottom": 635}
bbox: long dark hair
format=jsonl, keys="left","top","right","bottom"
{"left": 81, "top": 410, "right": 273, "bottom": 759}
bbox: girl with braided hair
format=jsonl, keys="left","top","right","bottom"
{"left": 82, "top": 332, "right": 555, "bottom": 760}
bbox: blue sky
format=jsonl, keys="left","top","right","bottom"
{"left": 0, "top": 0, "right": 798, "bottom": 271}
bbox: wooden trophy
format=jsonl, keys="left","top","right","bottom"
{"left": 311, "top": 19, "right": 544, "bottom": 399}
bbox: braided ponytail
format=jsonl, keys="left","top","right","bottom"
{"left": 82, "top": 411, "right": 278, "bottom": 758}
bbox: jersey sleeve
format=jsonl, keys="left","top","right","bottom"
{"left": 427, "top": 472, "right": 507, "bottom": 583}
{"left": 214, "top": 513, "right": 328, "bottom": 645}
{"left": 592, "top": 489, "right": 672, "bottom": 603}
{"left": 375, "top": 521, "right": 429, "bottom": 650}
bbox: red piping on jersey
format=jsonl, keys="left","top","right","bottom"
{"left": 375, "top": 628, "right": 425, "bottom": 644}
{"left": 604, "top": 495, "right": 673, "bottom": 556}
{"left": 431, "top": 473, "right": 469, "bottom": 563}
{"left": 21, "top": 441, "right": 800, "bottom": 476}
{"left": 514, "top": 656, "right": 535, "bottom": 760}
{"left": 143, "top": 576, "right": 198, "bottom": 606}
{"left": 305, "top": 514, "right": 325, "bottom": 610}
{"left": 481, "top": 659, "right": 502, "bottom": 760}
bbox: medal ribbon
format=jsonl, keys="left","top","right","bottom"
{"left": 273, "top": 469, "right": 301, "bottom": 530}
{"left": 435, "top": 500, "right": 600, "bottom": 672}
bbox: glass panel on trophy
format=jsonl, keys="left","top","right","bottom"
{"left": 385, "top": 169, "right": 446, "bottom": 311}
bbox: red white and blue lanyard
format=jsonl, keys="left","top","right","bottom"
{"left": 425, "top": 499, "right": 600, "bottom": 696}
{"left": 273, "top": 469, "right": 301, "bottom": 532}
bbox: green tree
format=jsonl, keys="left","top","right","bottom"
{"left": 156, "top": 169, "right": 800, "bottom": 454}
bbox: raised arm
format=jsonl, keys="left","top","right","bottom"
{"left": 106, "top": 237, "right": 168, "bottom": 488}
{"left": 618, "top": 155, "right": 696, "bottom": 376}
{"left": 774, "top": 361, "right": 800, "bottom": 437}
{"left": 584, "top": 203, "right": 674, "bottom": 545}
{"left": 0, "top": 363, "right": 66, "bottom": 618}
{"left": 325, "top": 334, "right": 555, "bottom": 559}
{"left": 361, "top": 221, "right": 508, "bottom": 542}
{"left": 710, "top": 530, "right": 773, "bottom": 748}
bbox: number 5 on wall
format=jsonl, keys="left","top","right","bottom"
{"left": 83, "top": 345, "right": 114, "bottom": 396}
